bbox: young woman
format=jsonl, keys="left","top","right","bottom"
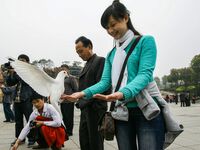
{"left": 61, "top": 0, "right": 165, "bottom": 149}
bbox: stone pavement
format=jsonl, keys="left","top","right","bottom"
{"left": 0, "top": 103, "right": 200, "bottom": 150}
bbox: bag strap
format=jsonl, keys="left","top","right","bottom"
{"left": 110, "top": 36, "right": 142, "bottom": 111}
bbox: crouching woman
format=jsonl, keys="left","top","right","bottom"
{"left": 11, "top": 91, "right": 66, "bottom": 150}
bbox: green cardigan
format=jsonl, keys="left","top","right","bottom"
{"left": 83, "top": 35, "right": 157, "bottom": 108}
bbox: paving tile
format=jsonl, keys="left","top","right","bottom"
{"left": 1, "top": 103, "right": 200, "bottom": 150}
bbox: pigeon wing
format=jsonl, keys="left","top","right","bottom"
{"left": 10, "top": 59, "right": 56, "bottom": 97}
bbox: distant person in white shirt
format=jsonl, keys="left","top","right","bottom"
{"left": 11, "top": 91, "right": 66, "bottom": 150}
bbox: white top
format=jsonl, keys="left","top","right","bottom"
{"left": 18, "top": 103, "right": 62, "bottom": 140}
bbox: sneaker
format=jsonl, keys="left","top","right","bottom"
{"left": 11, "top": 139, "right": 25, "bottom": 146}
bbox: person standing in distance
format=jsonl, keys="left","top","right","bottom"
{"left": 60, "top": 64, "right": 78, "bottom": 136}
{"left": 6, "top": 54, "right": 35, "bottom": 147}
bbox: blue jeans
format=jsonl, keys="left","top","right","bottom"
{"left": 3, "top": 102, "right": 15, "bottom": 121}
{"left": 115, "top": 107, "right": 165, "bottom": 150}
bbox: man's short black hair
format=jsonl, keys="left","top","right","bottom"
{"left": 18, "top": 54, "right": 30, "bottom": 63}
{"left": 61, "top": 64, "right": 69, "bottom": 70}
{"left": 31, "top": 90, "right": 45, "bottom": 101}
{"left": 75, "top": 36, "right": 93, "bottom": 49}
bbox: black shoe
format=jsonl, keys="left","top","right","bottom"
{"left": 27, "top": 141, "right": 35, "bottom": 148}
{"left": 10, "top": 120, "right": 15, "bottom": 123}
{"left": 32, "top": 145, "right": 49, "bottom": 149}
{"left": 3, "top": 120, "right": 10, "bottom": 122}
{"left": 51, "top": 145, "right": 61, "bottom": 150}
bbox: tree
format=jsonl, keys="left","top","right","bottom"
{"left": 38, "top": 59, "right": 47, "bottom": 68}
{"left": 70, "top": 61, "right": 83, "bottom": 76}
{"left": 62, "top": 61, "right": 70, "bottom": 65}
{"left": 191, "top": 54, "right": 200, "bottom": 74}
{"left": 190, "top": 54, "right": 200, "bottom": 85}
{"left": 161, "top": 54, "right": 200, "bottom": 96}
{"left": 162, "top": 75, "right": 168, "bottom": 89}
{"left": 46, "top": 59, "right": 54, "bottom": 68}
{"left": 179, "top": 67, "right": 192, "bottom": 87}
{"left": 154, "top": 76, "right": 161, "bottom": 88}
{"left": 168, "top": 69, "right": 179, "bottom": 86}
{"left": 72, "top": 61, "right": 82, "bottom": 67}
{"left": 190, "top": 54, "right": 200, "bottom": 95}
{"left": 38, "top": 59, "right": 54, "bottom": 69}
{"left": 32, "top": 60, "right": 39, "bottom": 66}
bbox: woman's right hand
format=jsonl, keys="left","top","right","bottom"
{"left": 60, "top": 92, "right": 85, "bottom": 102}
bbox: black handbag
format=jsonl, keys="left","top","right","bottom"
{"left": 98, "top": 36, "right": 142, "bottom": 141}
{"left": 98, "top": 111, "right": 115, "bottom": 140}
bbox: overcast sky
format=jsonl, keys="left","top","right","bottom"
{"left": 0, "top": 0, "right": 200, "bottom": 78}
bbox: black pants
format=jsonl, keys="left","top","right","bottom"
{"left": 79, "top": 106, "right": 104, "bottom": 150}
{"left": 14, "top": 101, "right": 34, "bottom": 141}
{"left": 3, "top": 102, "right": 15, "bottom": 121}
{"left": 60, "top": 102, "right": 74, "bottom": 135}
{"left": 32, "top": 126, "right": 63, "bottom": 150}
{"left": 31, "top": 126, "right": 47, "bottom": 147}
{"left": 180, "top": 101, "right": 185, "bottom": 107}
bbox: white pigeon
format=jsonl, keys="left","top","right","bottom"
{"left": 9, "top": 57, "right": 68, "bottom": 116}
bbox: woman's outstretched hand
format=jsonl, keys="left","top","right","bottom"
{"left": 60, "top": 92, "right": 85, "bottom": 102}
{"left": 93, "top": 92, "right": 123, "bottom": 102}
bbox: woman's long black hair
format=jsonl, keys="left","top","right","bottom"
{"left": 101, "top": 0, "right": 141, "bottom": 36}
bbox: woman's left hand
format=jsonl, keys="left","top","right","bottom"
{"left": 93, "top": 92, "right": 124, "bottom": 102}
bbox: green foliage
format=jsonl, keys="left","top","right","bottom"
{"left": 162, "top": 53, "right": 200, "bottom": 96}
{"left": 33, "top": 59, "right": 55, "bottom": 68}
{"left": 176, "top": 85, "right": 196, "bottom": 92}
{"left": 191, "top": 54, "right": 200, "bottom": 74}
{"left": 168, "top": 69, "right": 179, "bottom": 84}
{"left": 154, "top": 76, "right": 161, "bottom": 87}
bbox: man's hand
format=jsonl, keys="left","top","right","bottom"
{"left": 93, "top": 92, "right": 124, "bottom": 102}
{"left": 35, "top": 120, "right": 44, "bottom": 127}
{"left": 60, "top": 92, "right": 85, "bottom": 102}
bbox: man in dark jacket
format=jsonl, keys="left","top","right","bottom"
{"left": 61, "top": 36, "right": 110, "bottom": 150}
{"left": 6, "top": 54, "right": 35, "bottom": 147}
{"left": 75, "top": 36, "right": 110, "bottom": 150}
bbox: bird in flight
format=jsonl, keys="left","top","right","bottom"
{"left": 9, "top": 57, "right": 68, "bottom": 116}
